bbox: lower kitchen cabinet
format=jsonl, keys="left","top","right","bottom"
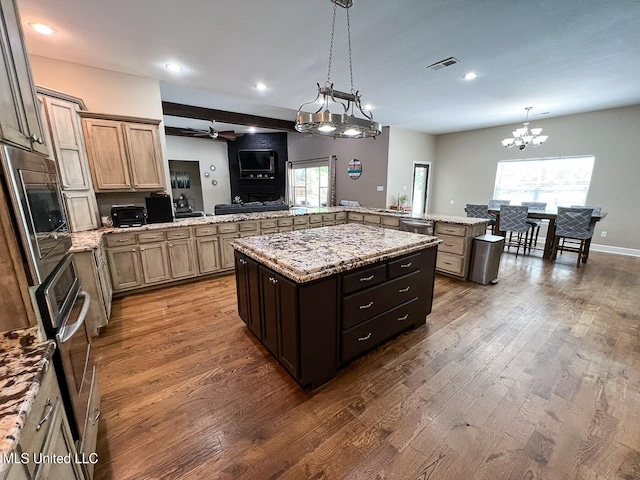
{"left": 234, "top": 254, "right": 261, "bottom": 337}
{"left": 196, "top": 236, "right": 221, "bottom": 274}
{"left": 139, "top": 242, "right": 170, "bottom": 284}
{"left": 107, "top": 245, "right": 143, "bottom": 291}
{"left": 435, "top": 221, "right": 487, "bottom": 279}
{"left": 167, "top": 239, "right": 197, "bottom": 279}
{"left": 219, "top": 233, "right": 240, "bottom": 269}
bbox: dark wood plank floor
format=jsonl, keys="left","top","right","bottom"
{"left": 92, "top": 250, "right": 640, "bottom": 480}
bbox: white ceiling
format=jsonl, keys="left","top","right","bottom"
{"left": 17, "top": 0, "right": 640, "bottom": 135}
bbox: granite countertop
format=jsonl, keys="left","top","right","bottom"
{"left": 0, "top": 328, "right": 55, "bottom": 473}
{"left": 230, "top": 223, "right": 441, "bottom": 283}
{"left": 69, "top": 206, "right": 486, "bottom": 253}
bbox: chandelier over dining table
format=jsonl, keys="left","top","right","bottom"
{"left": 501, "top": 107, "right": 549, "bottom": 150}
{"left": 294, "top": 0, "right": 381, "bottom": 139}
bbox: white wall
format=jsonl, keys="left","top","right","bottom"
{"left": 287, "top": 129, "right": 390, "bottom": 208}
{"left": 165, "top": 136, "right": 231, "bottom": 214}
{"left": 432, "top": 104, "right": 640, "bottom": 251}
{"left": 387, "top": 127, "right": 437, "bottom": 209}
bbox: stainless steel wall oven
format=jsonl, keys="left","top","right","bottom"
{"left": 0, "top": 145, "right": 71, "bottom": 284}
{"left": 35, "top": 253, "right": 101, "bottom": 480}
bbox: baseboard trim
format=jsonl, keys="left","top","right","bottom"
{"left": 588, "top": 243, "right": 640, "bottom": 258}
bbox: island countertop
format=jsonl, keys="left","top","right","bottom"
{"left": 0, "top": 328, "right": 55, "bottom": 473}
{"left": 230, "top": 223, "right": 441, "bottom": 283}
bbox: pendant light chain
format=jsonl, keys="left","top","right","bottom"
{"left": 326, "top": 4, "right": 338, "bottom": 86}
{"left": 346, "top": 6, "right": 354, "bottom": 95}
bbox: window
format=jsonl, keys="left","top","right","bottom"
{"left": 493, "top": 156, "right": 595, "bottom": 208}
{"left": 287, "top": 157, "right": 335, "bottom": 207}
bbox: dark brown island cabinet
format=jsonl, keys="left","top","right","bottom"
{"left": 234, "top": 246, "right": 437, "bottom": 389}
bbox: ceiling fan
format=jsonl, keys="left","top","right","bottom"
{"left": 179, "top": 121, "right": 244, "bottom": 141}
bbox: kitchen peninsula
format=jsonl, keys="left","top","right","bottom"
{"left": 230, "top": 223, "right": 441, "bottom": 388}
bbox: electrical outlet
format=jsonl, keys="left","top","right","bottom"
{"left": 600, "top": 231, "right": 607, "bottom": 237}
{"left": 376, "top": 185, "right": 384, "bottom": 192}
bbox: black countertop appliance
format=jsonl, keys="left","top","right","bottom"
{"left": 111, "top": 205, "right": 147, "bottom": 227}
{"left": 146, "top": 193, "right": 174, "bottom": 224}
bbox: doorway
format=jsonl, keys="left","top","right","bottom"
{"left": 411, "top": 163, "right": 430, "bottom": 215}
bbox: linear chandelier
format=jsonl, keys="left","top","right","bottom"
{"left": 295, "top": 0, "right": 381, "bottom": 139}
{"left": 501, "top": 107, "right": 549, "bottom": 150}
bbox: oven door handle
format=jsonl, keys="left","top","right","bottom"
{"left": 57, "top": 291, "right": 91, "bottom": 344}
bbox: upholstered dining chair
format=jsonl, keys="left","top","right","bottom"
{"left": 466, "top": 204, "right": 494, "bottom": 232}
{"left": 521, "top": 201, "right": 547, "bottom": 253}
{"left": 556, "top": 205, "right": 603, "bottom": 254}
{"left": 552, "top": 207, "right": 595, "bottom": 267}
{"left": 487, "top": 199, "right": 510, "bottom": 234}
{"left": 499, "top": 204, "right": 530, "bottom": 258}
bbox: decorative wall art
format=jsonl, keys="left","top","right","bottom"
{"left": 170, "top": 171, "right": 191, "bottom": 189}
{"left": 347, "top": 159, "right": 362, "bottom": 179}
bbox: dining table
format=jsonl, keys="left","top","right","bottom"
{"left": 488, "top": 208, "right": 606, "bottom": 261}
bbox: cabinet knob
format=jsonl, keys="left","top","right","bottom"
{"left": 140, "top": 248, "right": 145, "bottom": 252}
{"left": 269, "top": 277, "right": 278, "bottom": 284}
{"left": 169, "top": 244, "right": 173, "bottom": 247}
{"left": 239, "top": 259, "right": 247, "bottom": 265}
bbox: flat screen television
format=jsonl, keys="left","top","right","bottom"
{"left": 238, "top": 149, "right": 275, "bottom": 178}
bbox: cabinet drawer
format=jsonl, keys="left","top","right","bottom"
{"left": 20, "top": 366, "right": 58, "bottom": 472}
{"left": 322, "top": 214, "right": 335, "bottom": 222}
{"left": 105, "top": 233, "right": 136, "bottom": 247}
{"left": 436, "top": 223, "right": 466, "bottom": 237}
{"left": 438, "top": 234, "right": 465, "bottom": 255}
{"left": 436, "top": 251, "right": 464, "bottom": 275}
{"left": 137, "top": 231, "right": 166, "bottom": 243}
{"left": 341, "top": 298, "right": 420, "bottom": 364}
{"left": 278, "top": 217, "right": 294, "bottom": 227}
{"left": 279, "top": 226, "right": 294, "bottom": 232}
{"left": 166, "top": 228, "right": 191, "bottom": 240}
{"left": 309, "top": 214, "right": 322, "bottom": 224}
{"left": 335, "top": 212, "right": 347, "bottom": 220}
{"left": 381, "top": 216, "right": 400, "bottom": 228}
{"left": 260, "top": 219, "right": 277, "bottom": 229}
{"left": 218, "top": 223, "right": 239, "bottom": 234}
{"left": 388, "top": 252, "right": 422, "bottom": 279}
{"left": 342, "top": 270, "right": 421, "bottom": 330}
{"left": 293, "top": 216, "right": 309, "bottom": 226}
{"left": 195, "top": 225, "right": 218, "bottom": 236}
{"left": 342, "top": 263, "right": 387, "bottom": 295}
{"left": 239, "top": 221, "right": 258, "bottom": 232}
{"left": 261, "top": 228, "right": 278, "bottom": 234}
{"left": 364, "top": 214, "right": 381, "bottom": 224}
{"left": 348, "top": 212, "right": 364, "bottom": 222}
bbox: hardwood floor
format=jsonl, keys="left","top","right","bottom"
{"left": 92, "top": 250, "right": 640, "bottom": 480}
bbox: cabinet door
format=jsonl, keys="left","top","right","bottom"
{"left": 107, "top": 246, "right": 142, "bottom": 291}
{"left": 82, "top": 118, "right": 131, "bottom": 191}
{"left": 0, "top": 0, "right": 48, "bottom": 155}
{"left": 123, "top": 122, "right": 165, "bottom": 189}
{"left": 235, "top": 253, "right": 261, "bottom": 337}
{"left": 196, "top": 236, "right": 220, "bottom": 274}
{"left": 139, "top": 242, "right": 170, "bottom": 284}
{"left": 96, "top": 244, "right": 113, "bottom": 319}
{"left": 259, "top": 267, "right": 279, "bottom": 356}
{"left": 37, "top": 406, "right": 84, "bottom": 480}
{"left": 219, "top": 233, "right": 240, "bottom": 269}
{"left": 63, "top": 191, "right": 99, "bottom": 232}
{"left": 167, "top": 239, "right": 196, "bottom": 279}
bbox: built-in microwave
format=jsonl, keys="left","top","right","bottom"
{"left": 0, "top": 145, "right": 71, "bottom": 283}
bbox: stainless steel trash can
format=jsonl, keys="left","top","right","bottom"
{"left": 468, "top": 234, "right": 505, "bottom": 285}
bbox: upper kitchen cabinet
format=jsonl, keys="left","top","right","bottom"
{"left": 38, "top": 87, "right": 100, "bottom": 231}
{"left": 0, "top": 0, "right": 48, "bottom": 155}
{"left": 79, "top": 112, "right": 165, "bottom": 192}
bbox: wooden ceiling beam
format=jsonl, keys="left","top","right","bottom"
{"left": 162, "top": 101, "right": 296, "bottom": 132}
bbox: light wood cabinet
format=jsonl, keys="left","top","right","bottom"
{"left": 107, "top": 245, "right": 143, "bottom": 291}
{"left": 79, "top": 113, "right": 165, "bottom": 192}
{"left": 167, "top": 239, "right": 197, "bottom": 279}
{"left": 196, "top": 236, "right": 221, "bottom": 274}
{"left": 220, "top": 233, "right": 241, "bottom": 269}
{"left": 435, "top": 221, "right": 487, "bottom": 279}
{"left": 139, "top": 242, "right": 170, "bottom": 284}
{"left": 0, "top": 0, "right": 48, "bottom": 155}
{"left": 38, "top": 90, "right": 100, "bottom": 232}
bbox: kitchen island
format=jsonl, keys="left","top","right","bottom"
{"left": 231, "top": 223, "right": 441, "bottom": 389}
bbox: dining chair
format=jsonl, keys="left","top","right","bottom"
{"left": 521, "top": 201, "right": 547, "bottom": 253}
{"left": 556, "top": 205, "right": 602, "bottom": 254}
{"left": 466, "top": 204, "right": 494, "bottom": 233}
{"left": 487, "top": 199, "right": 510, "bottom": 234}
{"left": 499, "top": 204, "right": 530, "bottom": 257}
{"left": 551, "top": 207, "right": 595, "bottom": 267}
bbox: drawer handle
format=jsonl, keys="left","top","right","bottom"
{"left": 239, "top": 259, "right": 247, "bottom": 265}
{"left": 398, "top": 286, "right": 411, "bottom": 293}
{"left": 360, "top": 274, "right": 375, "bottom": 282}
{"left": 360, "top": 301, "right": 374, "bottom": 310}
{"left": 201, "top": 230, "right": 212, "bottom": 234}
{"left": 269, "top": 277, "right": 279, "bottom": 284}
{"left": 175, "top": 233, "right": 186, "bottom": 236}
{"left": 444, "top": 243, "right": 455, "bottom": 247}
{"left": 398, "top": 314, "right": 409, "bottom": 321}
{"left": 116, "top": 238, "right": 130, "bottom": 242}
{"left": 443, "top": 261, "right": 453, "bottom": 265}
{"left": 358, "top": 333, "right": 372, "bottom": 341}
{"left": 145, "top": 235, "right": 159, "bottom": 239}
{"left": 400, "top": 262, "right": 412, "bottom": 268}
{"left": 36, "top": 398, "right": 54, "bottom": 431}
{"left": 91, "top": 408, "right": 101, "bottom": 425}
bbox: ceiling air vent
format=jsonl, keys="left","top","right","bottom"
{"left": 426, "top": 57, "right": 460, "bottom": 71}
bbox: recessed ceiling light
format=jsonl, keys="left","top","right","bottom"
{"left": 256, "top": 83, "right": 267, "bottom": 91}
{"left": 364, "top": 104, "right": 373, "bottom": 110}
{"left": 463, "top": 72, "right": 477, "bottom": 80}
{"left": 165, "top": 63, "right": 183, "bottom": 72}
{"left": 248, "top": 127, "right": 257, "bottom": 133}
{"left": 28, "top": 22, "right": 57, "bottom": 35}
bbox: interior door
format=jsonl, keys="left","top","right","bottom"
{"left": 411, "top": 163, "right": 430, "bottom": 215}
